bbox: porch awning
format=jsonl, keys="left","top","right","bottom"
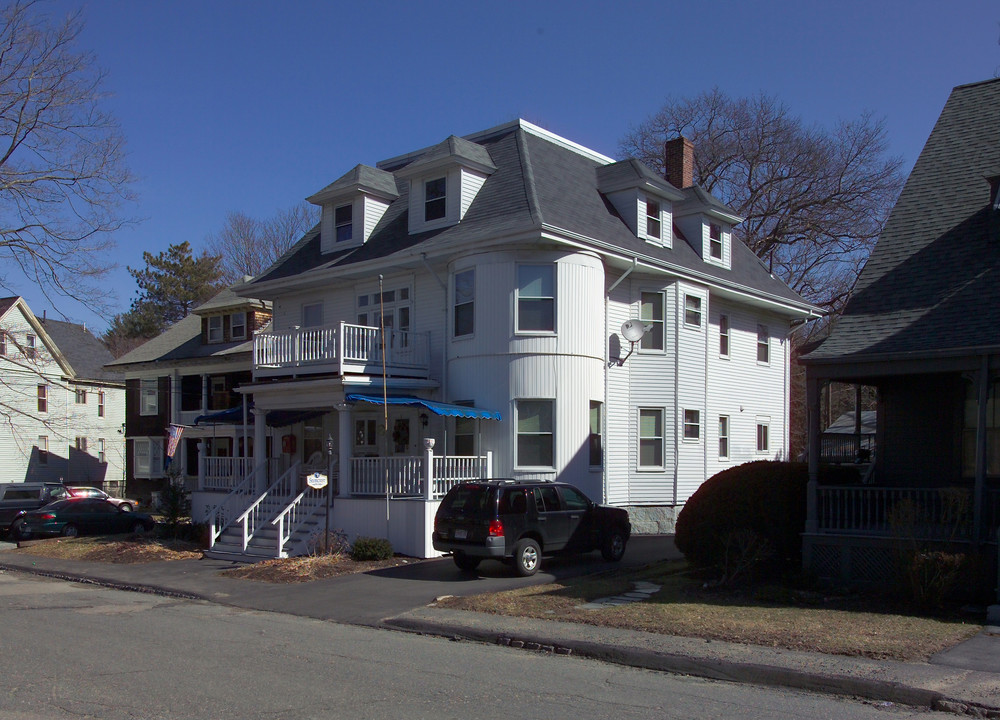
{"left": 345, "top": 393, "right": 501, "bottom": 421}
{"left": 194, "top": 404, "right": 327, "bottom": 428}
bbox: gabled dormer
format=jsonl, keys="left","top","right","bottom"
{"left": 662, "top": 136, "right": 743, "bottom": 270}
{"left": 597, "top": 159, "right": 684, "bottom": 248}
{"left": 191, "top": 287, "right": 271, "bottom": 346}
{"left": 307, "top": 164, "right": 399, "bottom": 255}
{"left": 672, "top": 185, "right": 742, "bottom": 270}
{"left": 392, "top": 135, "right": 497, "bottom": 235}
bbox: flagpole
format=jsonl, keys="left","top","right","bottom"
{"left": 379, "top": 275, "right": 389, "bottom": 536}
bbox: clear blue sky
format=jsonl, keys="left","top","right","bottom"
{"left": 21, "top": 0, "right": 1000, "bottom": 332}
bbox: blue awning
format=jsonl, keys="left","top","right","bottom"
{"left": 195, "top": 404, "right": 327, "bottom": 427}
{"left": 345, "top": 393, "right": 501, "bottom": 421}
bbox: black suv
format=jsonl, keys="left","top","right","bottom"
{"left": 432, "top": 479, "right": 631, "bottom": 576}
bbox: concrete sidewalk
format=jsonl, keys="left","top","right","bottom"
{"left": 1, "top": 545, "right": 999, "bottom": 717}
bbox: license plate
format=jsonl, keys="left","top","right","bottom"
{"left": 454, "top": 528, "right": 467, "bottom": 539}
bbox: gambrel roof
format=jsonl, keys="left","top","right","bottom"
{"left": 243, "top": 120, "right": 813, "bottom": 314}
{"left": 805, "top": 78, "right": 1000, "bottom": 363}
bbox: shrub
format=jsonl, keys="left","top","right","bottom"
{"left": 899, "top": 550, "right": 966, "bottom": 610}
{"left": 308, "top": 529, "right": 350, "bottom": 557}
{"left": 675, "top": 461, "right": 856, "bottom": 577}
{"left": 351, "top": 536, "right": 393, "bottom": 561}
{"left": 157, "top": 471, "right": 191, "bottom": 539}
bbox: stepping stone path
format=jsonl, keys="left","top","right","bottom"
{"left": 576, "top": 581, "right": 661, "bottom": 610}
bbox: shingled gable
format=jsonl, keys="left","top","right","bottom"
{"left": 242, "top": 120, "right": 813, "bottom": 313}
{"left": 803, "top": 78, "right": 1000, "bottom": 364}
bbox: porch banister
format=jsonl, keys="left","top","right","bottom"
{"left": 197, "top": 440, "right": 206, "bottom": 492}
{"left": 805, "top": 377, "right": 821, "bottom": 534}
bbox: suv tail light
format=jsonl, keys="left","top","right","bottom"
{"left": 488, "top": 520, "right": 504, "bottom": 537}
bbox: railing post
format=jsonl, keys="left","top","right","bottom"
{"left": 485, "top": 451, "right": 493, "bottom": 478}
{"left": 424, "top": 438, "right": 436, "bottom": 500}
{"left": 197, "top": 440, "right": 206, "bottom": 492}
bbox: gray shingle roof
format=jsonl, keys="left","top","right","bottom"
{"left": 39, "top": 318, "right": 122, "bottom": 382}
{"left": 804, "top": 78, "right": 1000, "bottom": 362}
{"left": 247, "top": 121, "right": 809, "bottom": 309}
{"left": 307, "top": 164, "right": 400, "bottom": 204}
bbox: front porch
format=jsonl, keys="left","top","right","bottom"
{"left": 192, "top": 448, "right": 493, "bottom": 560}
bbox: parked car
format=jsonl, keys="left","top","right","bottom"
{"left": 14, "top": 498, "right": 154, "bottom": 540}
{"left": 0, "top": 483, "right": 69, "bottom": 537}
{"left": 432, "top": 479, "right": 631, "bottom": 576}
{"left": 65, "top": 486, "right": 134, "bottom": 511}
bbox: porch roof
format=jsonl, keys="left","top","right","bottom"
{"left": 194, "top": 404, "right": 326, "bottom": 427}
{"left": 345, "top": 393, "right": 502, "bottom": 421}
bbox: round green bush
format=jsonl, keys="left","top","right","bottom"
{"left": 676, "top": 461, "right": 842, "bottom": 573}
{"left": 350, "top": 536, "right": 393, "bottom": 561}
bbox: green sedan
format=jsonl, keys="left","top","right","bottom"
{"left": 14, "top": 498, "right": 155, "bottom": 540}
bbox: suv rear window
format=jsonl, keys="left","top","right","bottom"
{"left": 2, "top": 489, "right": 39, "bottom": 500}
{"left": 439, "top": 484, "right": 495, "bottom": 519}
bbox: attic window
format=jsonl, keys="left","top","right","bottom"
{"left": 425, "top": 177, "right": 447, "bottom": 221}
{"left": 231, "top": 311, "right": 247, "bottom": 340}
{"left": 645, "top": 200, "right": 661, "bottom": 240}
{"left": 709, "top": 223, "right": 723, "bottom": 259}
{"left": 25, "top": 333, "right": 36, "bottom": 359}
{"left": 335, "top": 203, "right": 353, "bottom": 242}
{"left": 208, "top": 316, "right": 223, "bottom": 343}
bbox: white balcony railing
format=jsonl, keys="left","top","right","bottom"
{"left": 253, "top": 322, "right": 430, "bottom": 377}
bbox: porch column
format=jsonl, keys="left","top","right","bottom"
{"left": 201, "top": 374, "right": 208, "bottom": 415}
{"left": 336, "top": 402, "right": 351, "bottom": 497}
{"left": 974, "top": 356, "right": 989, "bottom": 541}
{"left": 197, "top": 440, "right": 206, "bottom": 491}
{"left": 805, "top": 375, "right": 822, "bottom": 534}
{"left": 253, "top": 406, "right": 267, "bottom": 493}
{"left": 424, "top": 438, "right": 435, "bottom": 500}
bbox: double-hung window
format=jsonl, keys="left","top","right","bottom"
{"left": 517, "top": 265, "right": 555, "bottom": 333}
{"left": 335, "top": 203, "right": 353, "bottom": 242}
{"left": 718, "top": 416, "right": 730, "bottom": 458}
{"left": 589, "top": 401, "right": 603, "bottom": 468}
{"left": 208, "top": 316, "right": 223, "bottom": 343}
{"left": 37, "top": 436, "right": 48, "bottom": 464}
{"left": 638, "top": 408, "right": 664, "bottom": 469}
{"left": 684, "top": 295, "right": 702, "bottom": 328}
{"left": 75, "top": 436, "right": 88, "bottom": 452}
{"left": 756, "top": 418, "right": 770, "bottom": 454}
{"left": 98, "top": 438, "right": 106, "bottom": 464}
{"left": 719, "top": 314, "right": 730, "bottom": 357}
{"left": 75, "top": 389, "right": 87, "bottom": 404}
{"left": 516, "top": 400, "right": 554, "bottom": 468}
{"left": 709, "top": 223, "right": 723, "bottom": 260}
{"left": 134, "top": 438, "right": 164, "bottom": 478}
{"left": 645, "top": 199, "right": 661, "bottom": 240}
{"left": 683, "top": 409, "right": 701, "bottom": 441}
{"left": 37, "top": 385, "right": 47, "bottom": 413}
{"left": 757, "top": 324, "right": 770, "bottom": 364}
{"left": 0, "top": 331, "right": 6, "bottom": 355}
{"left": 453, "top": 269, "right": 474, "bottom": 337}
{"left": 25, "top": 334, "right": 36, "bottom": 359}
{"left": 140, "top": 378, "right": 158, "bottom": 416}
{"left": 640, "top": 291, "right": 664, "bottom": 350}
{"left": 98, "top": 391, "right": 105, "bottom": 417}
{"left": 425, "top": 177, "right": 447, "bottom": 221}
{"left": 231, "top": 311, "right": 247, "bottom": 340}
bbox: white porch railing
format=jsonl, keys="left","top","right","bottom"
{"left": 202, "top": 456, "right": 254, "bottom": 492}
{"left": 272, "top": 486, "right": 327, "bottom": 556}
{"left": 816, "top": 486, "right": 1000, "bottom": 540}
{"left": 253, "top": 321, "right": 430, "bottom": 377}
{"left": 352, "top": 453, "right": 492, "bottom": 499}
{"left": 230, "top": 465, "right": 298, "bottom": 552}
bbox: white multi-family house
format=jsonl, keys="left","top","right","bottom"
{"left": 194, "top": 119, "right": 819, "bottom": 560}
{"left": 0, "top": 297, "right": 126, "bottom": 493}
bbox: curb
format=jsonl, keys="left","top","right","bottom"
{"left": 385, "top": 615, "right": 999, "bottom": 718}
{"left": 0, "top": 562, "right": 206, "bottom": 602}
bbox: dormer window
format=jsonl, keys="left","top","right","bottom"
{"left": 646, "top": 200, "right": 662, "bottom": 240}
{"left": 335, "top": 204, "right": 353, "bottom": 243}
{"left": 208, "top": 316, "right": 223, "bottom": 343}
{"left": 231, "top": 312, "right": 247, "bottom": 340}
{"left": 709, "top": 223, "right": 723, "bottom": 259}
{"left": 425, "top": 177, "right": 447, "bottom": 221}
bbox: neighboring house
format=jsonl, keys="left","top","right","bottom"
{"left": 801, "top": 78, "right": 1000, "bottom": 596}
{"left": 0, "top": 297, "right": 125, "bottom": 492}
{"left": 104, "top": 287, "right": 270, "bottom": 506}
{"left": 820, "top": 411, "right": 876, "bottom": 464}
{"left": 190, "top": 118, "right": 817, "bottom": 561}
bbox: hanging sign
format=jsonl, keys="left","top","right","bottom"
{"left": 306, "top": 472, "right": 328, "bottom": 489}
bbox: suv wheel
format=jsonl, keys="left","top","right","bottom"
{"left": 601, "top": 529, "right": 627, "bottom": 562}
{"left": 513, "top": 538, "right": 540, "bottom": 577}
{"left": 453, "top": 553, "right": 481, "bottom": 572}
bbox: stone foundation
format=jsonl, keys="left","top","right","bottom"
{"left": 625, "top": 505, "right": 678, "bottom": 535}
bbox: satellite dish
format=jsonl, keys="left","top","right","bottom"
{"left": 621, "top": 319, "right": 646, "bottom": 343}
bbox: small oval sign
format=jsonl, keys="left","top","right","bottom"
{"left": 306, "top": 472, "right": 328, "bottom": 489}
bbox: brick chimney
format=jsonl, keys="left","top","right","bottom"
{"left": 664, "top": 136, "right": 694, "bottom": 189}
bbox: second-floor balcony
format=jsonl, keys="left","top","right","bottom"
{"left": 253, "top": 322, "right": 430, "bottom": 379}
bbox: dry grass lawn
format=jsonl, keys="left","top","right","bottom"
{"left": 435, "top": 561, "right": 982, "bottom": 662}
{"left": 13, "top": 535, "right": 202, "bottom": 563}
{"left": 220, "top": 554, "right": 419, "bottom": 583}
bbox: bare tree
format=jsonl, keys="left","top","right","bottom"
{"left": 619, "top": 88, "right": 904, "bottom": 314}
{"left": 0, "top": 0, "right": 135, "bottom": 315}
{"left": 207, "top": 202, "right": 317, "bottom": 284}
